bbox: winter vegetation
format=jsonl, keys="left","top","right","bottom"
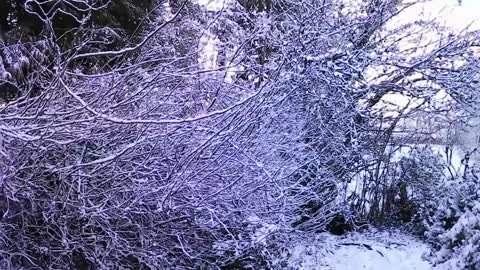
{"left": 0, "top": 0, "right": 479, "bottom": 269}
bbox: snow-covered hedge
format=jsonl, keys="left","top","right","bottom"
{"left": 425, "top": 170, "right": 480, "bottom": 269}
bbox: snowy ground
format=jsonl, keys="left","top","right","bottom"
{"left": 288, "top": 230, "right": 433, "bottom": 270}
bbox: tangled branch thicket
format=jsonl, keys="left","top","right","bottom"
{"left": 0, "top": 1, "right": 341, "bottom": 269}
{"left": 1, "top": 0, "right": 479, "bottom": 269}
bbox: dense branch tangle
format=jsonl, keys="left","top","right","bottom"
{"left": 0, "top": 1, "right": 303, "bottom": 269}
{"left": 1, "top": 0, "right": 479, "bottom": 269}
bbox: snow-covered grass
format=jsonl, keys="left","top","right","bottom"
{"left": 288, "top": 230, "right": 432, "bottom": 270}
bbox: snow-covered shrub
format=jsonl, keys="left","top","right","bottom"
{"left": 2, "top": 0, "right": 480, "bottom": 269}
{"left": 351, "top": 146, "right": 447, "bottom": 228}
{"left": 398, "top": 147, "right": 448, "bottom": 232}
{"left": 0, "top": 1, "right": 339, "bottom": 268}
{"left": 425, "top": 168, "right": 480, "bottom": 269}
{"left": 399, "top": 147, "right": 447, "bottom": 201}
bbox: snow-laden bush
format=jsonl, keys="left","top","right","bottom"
{"left": 2, "top": 0, "right": 480, "bottom": 268}
{"left": 425, "top": 169, "right": 480, "bottom": 269}
{"left": 400, "top": 147, "right": 448, "bottom": 233}
{"left": 350, "top": 146, "right": 447, "bottom": 229}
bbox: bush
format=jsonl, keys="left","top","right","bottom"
{"left": 425, "top": 169, "right": 480, "bottom": 269}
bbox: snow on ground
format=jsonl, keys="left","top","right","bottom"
{"left": 288, "top": 230, "right": 432, "bottom": 270}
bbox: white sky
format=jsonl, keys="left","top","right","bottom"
{"left": 433, "top": 0, "right": 480, "bottom": 30}
{"left": 404, "top": 0, "right": 480, "bottom": 30}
